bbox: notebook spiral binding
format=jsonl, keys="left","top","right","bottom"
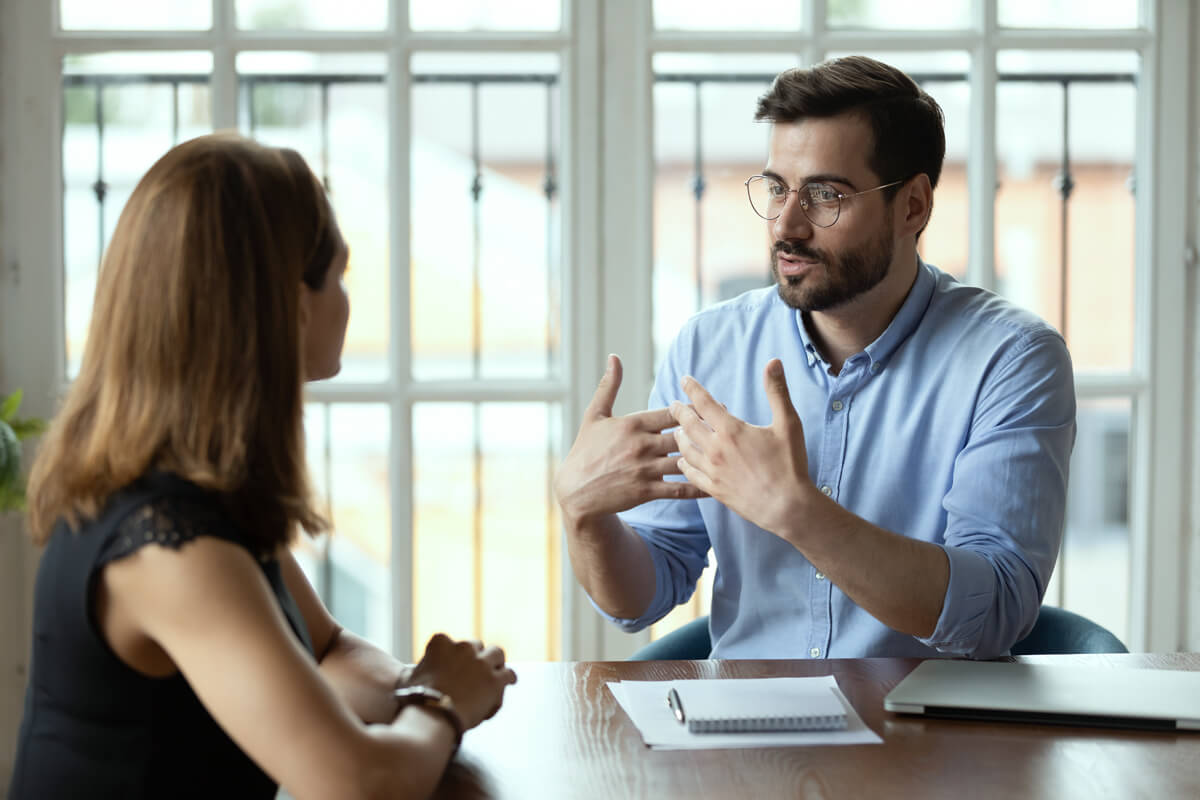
{"left": 687, "top": 713, "right": 847, "bottom": 734}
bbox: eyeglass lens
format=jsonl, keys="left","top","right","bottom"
{"left": 747, "top": 176, "right": 841, "bottom": 227}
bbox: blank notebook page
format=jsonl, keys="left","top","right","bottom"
{"left": 676, "top": 677, "right": 848, "bottom": 733}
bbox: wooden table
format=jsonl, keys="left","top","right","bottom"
{"left": 433, "top": 654, "right": 1200, "bottom": 799}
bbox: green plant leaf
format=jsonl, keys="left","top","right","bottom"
{"left": 0, "top": 481, "right": 25, "bottom": 513}
{"left": 0, "top": 390, "right": 21, "bottom": 423}
{"left": 10, "top": 418, "right": 47, "bottom": 439}
{"left": 0, "top": 419, "right": 18, "bottom": 490}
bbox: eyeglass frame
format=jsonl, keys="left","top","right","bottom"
{"left": 744, "top": 174, "right": 907, "bottom": 227}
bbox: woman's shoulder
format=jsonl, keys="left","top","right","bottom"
{"left": 95, "top": 472, "right": 263, "bottom": 568}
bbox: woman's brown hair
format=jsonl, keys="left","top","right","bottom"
{"left": 28, "top": 133, "right": 343, "bottom": 550}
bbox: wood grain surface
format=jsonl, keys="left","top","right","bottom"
{"left": 433, "top": 654, "right": 1200, "bottom": 800}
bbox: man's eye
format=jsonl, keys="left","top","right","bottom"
{"left": 808, "top": 185, "right": 839, "bottom": 203}
{"left": 767, "top": 183, "right": 787, "bottom": 198}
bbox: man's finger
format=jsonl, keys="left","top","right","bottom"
{"left": 648, "top": 455, "right": 687, "bottom": 476}
{"left": 675, "top": 458, "right": 714, "bottom": 497}
{"left": 668, "top": 400, "right": 715, "bottom": 447}
{"left": 584, "top": 354, "right": 622, "bottom": 420}
{"left": 763, "top": 359, "right": 799, "bottom": 429}
{"left": 679, "top": 376, "right": 729, "bottom": 426}
{"left": 646, "top": 478, "right": 709, "bottom": 501}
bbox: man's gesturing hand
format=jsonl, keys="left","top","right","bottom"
{"left": 668, "top": 358, "right": 814, "bottom": 540}
{"left": 553, "top": 354, "right": 707, "bottom": 523}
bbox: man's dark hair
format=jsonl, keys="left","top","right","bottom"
{"left": 755, "top": 56, "right": 946, "bottom": 197}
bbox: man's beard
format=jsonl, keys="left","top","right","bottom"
{"left": 771, "top": 219, "right": 895, "bottom": 312}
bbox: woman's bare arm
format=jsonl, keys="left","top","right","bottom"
{"left": 279, "top": 550, "right": 412, "bottom": 723}
{"left": 102, "top": 538, "right": 512, "bottom": 800}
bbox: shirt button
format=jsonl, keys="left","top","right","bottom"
{"left": 815, "top": 572, "right": 825, "bottom": 580}
{"left": 870, "top": 362, "right": 882, "bottom": 374}
{"left": 820, "top": 485, "right": 832, "bottom": 496}
{"left": 831, "top": 400, "right": 843, "bottom": 412}
{"left": 810, "top": 647, "right": 821, "bottom": 658}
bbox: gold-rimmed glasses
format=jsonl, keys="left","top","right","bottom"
{"left": 744, "top": 175, "right": 905, "bottom": 227}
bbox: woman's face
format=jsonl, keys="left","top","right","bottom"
{"left": 300, "top": 245, "right": 350, "bottom": 382}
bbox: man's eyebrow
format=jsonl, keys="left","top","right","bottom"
{"left": 761, "top": 170, "right": 859, "bottom": 190}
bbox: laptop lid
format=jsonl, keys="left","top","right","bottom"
{"left": 884, "top": 660, "right": 1200, "bottom": 731}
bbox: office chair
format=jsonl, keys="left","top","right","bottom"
{"left": 1008, "top": 605, "right": 1128, "bottom": 655}
{"left": 629, "top": 605, "right": 1128, "bottom": 660}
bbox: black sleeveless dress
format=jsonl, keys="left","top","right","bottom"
{"left": 8, "top": 472, "right": 315, "bottom": 799}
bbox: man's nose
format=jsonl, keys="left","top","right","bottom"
{"left": 772, "top": 192, "right": 814, "bottom": 242}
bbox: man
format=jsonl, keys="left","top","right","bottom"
{"left": 554, "top": 56, "right": 1075, "bottom": 660}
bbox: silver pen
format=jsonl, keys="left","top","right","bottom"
{"left": 667, "top": 687, "right": 686, "bottom": 725}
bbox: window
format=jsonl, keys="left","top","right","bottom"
{"left": 48, "top": 0, "right": 571, "bottom": 663}
{"left": 8, "top": 0, "right": 1190, "bottom": 658}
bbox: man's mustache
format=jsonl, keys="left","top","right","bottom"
{"left": 773, "top": 240, "right": 824, "bottom": 262}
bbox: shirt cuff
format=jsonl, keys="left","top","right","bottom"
{"left": 917, "top": 544, "right": 996, "bottom": 654}
{"left": 583, "top": 538, "right": 684, "bottom": 633}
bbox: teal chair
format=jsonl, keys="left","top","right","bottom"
{"left": 629, "top": 605, "right": 1128, "bottom": 660}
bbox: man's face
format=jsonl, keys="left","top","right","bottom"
{"left": 764, "top": 115, "right": 897, "bottom": 312}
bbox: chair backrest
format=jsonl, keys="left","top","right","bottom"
{"left": 629, "top": 615, "right": 712, "bottom": 661}
{"left": 1009, "top": 605, "right": 1129, "bottom": 655}
{"left": 628, "top": 605, "right": 1128, "bottom": 660}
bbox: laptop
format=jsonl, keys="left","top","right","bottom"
{"left": 884, "top": 659, "right": 1200, "bottom": 731}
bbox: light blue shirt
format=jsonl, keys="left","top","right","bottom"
{"left": 598, "top": 261, "right": 1076, "bottom": 659}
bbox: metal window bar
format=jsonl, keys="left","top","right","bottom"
{"left": 655, "top": 71, "right": 1135, "bottom": 313}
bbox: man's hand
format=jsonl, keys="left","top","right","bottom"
{"left": 669, "top": 358, "right": 815, "bottom": 541}
{"left": 554, "top": 354, "right": 707, "bottom": 523}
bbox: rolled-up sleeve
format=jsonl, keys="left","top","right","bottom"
{"left": 919, "top": 329, "right": 1076, "bottom": 658}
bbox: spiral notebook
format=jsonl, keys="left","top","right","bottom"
{"left": 607, "top": 675, "right": 882, "bottom": 749}
{"left": 675, "top": 678, "right": 848, "bottom": 733}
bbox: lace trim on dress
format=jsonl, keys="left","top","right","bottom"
{"left": 98, "top": 496, "right": 271, "bottom": 566}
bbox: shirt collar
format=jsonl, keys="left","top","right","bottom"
{"left": 793, "top": 258, "right": 937, "bottom": 372}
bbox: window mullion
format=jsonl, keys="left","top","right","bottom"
{"left": 389, "top": 0, "right": 415, "bottom": 662}
{"left": 211, "top": 0, "right": 237, "bottom": 129}
{"left": 967, "top": 0, "right": 997, "bottom": 291}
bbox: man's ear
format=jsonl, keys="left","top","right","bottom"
{"left": 897, "top": 173, "right": 933, "bottom": 239}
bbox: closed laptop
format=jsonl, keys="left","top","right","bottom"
{"left": 884, "top": 660, "right": 1200, "bottom": 731}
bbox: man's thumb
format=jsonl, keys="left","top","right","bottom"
{"left": 585, "top": 354, "right": 623, "bottom": 419}
{"left": 763, "top": 359, "right": 797, "bottom": 426}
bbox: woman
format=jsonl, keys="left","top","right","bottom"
{"left": 8, "top": 133, "right": 515, "bottom": 800}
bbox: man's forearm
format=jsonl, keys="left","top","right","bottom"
{"left": 564, "top": 512, "right": 658, "bottom": 621}
{"left": 782, "top": 491, "right": 950, "bottom": 638}
{"left": 318, "top": 629, "right": 411, "bottom": 724}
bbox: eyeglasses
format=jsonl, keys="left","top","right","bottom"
{"left": 744, "top": 175, "right": 905, "bottom": 227}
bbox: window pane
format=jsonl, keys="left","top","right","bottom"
{"left": 301, "top": 403, "right": 393, "bottom": 652}
{"left": 999, "top": 0, "right": 1140, "bottom": 29}
{"left": 238, "top": 53, "right": 390, "bottom": 383}
{"left": 410, "top": 0, "right": 561, "bottom": 31}
{"left": 412, "top": 403, "right": 561, "bottom": 660}
{"left": 827, "top": 0, "right": 970, "bottom": 29}
{"left": 652, "top": 54, "right": 797, "bottom": 369}
{"left": 62, "top": 53, "right": 213, "bottom": 376}
{"left": 237, "top": 0, "right": 387, "bottom": 30}
{"left": 654, "top": 0, "right": 802, "bottom": 30}
{"left": 826, "top": 51, "right": 971, "bottom": 279}
{"left": 60, "top": 0, "right": 210, "bottom": 30}
{"left": 410, "top": 53, "right": 562, "bottom": 381}
{"left": 995, "top": 51, "right": 1137, "bottom": 372}
{"left": 1045, "top": 397, "right": 1131, "bottom": 646}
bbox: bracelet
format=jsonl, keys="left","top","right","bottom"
{"left": 394, "top": 686, "right": 465, "bottom": 750}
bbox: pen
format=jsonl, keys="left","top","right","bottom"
{"left": 667, "top": 687, "right": 686, "bottom": 725}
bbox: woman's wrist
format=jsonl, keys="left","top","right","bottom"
{"left": 394, "top": 686, "right": 465, "bottom": 750}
